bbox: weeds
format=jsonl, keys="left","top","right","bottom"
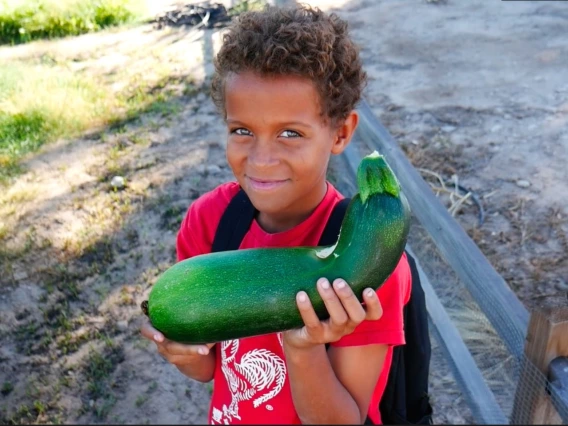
{"left": 0, "top": 62, "right": 198, "bottom": 183}
{"left": 0, "top": 61, "right": 117, "bottom": 182}
{"left": 118, "top": 285, "right": 136, "bottom": 306}
{"left": 14, "top": 320, "right": 40, "bottom": 354}
{"left": 160, "top": 205, "right": 184, "bottom": 231}
{"left": 0, "top": 223, "right": 7, "bottom": 240}
{"left": 81, "top": 339, "right": 124, "bottom": 419}
{"left": 133, "top": 381, "right": 158, "bottom": 408}
{"left": 33, "top": 400, "right": 46, "bottom": 416}
{"left": 1, "top": 382, "right": 13, "bottom": 396}
{"left": 42, "top": 263, "right": 81, "bottom": 299}
{"left": 228, "top": 0, "right": 266, "bottom": 16}
{"left": 135, "top": 393, "right": 149, "bottom": 407}
{"left": 0, "top": 0, "right": 147, "bottom": 45}
{"left": 10, "top": 404, "right": 33, "bottom": 423}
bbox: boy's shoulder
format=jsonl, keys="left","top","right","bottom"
{"left": 177, "top": 181, "right": 241, "bottom": 259}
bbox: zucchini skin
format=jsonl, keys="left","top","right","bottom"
{"left": 146, "top": 188, "right": 410, "bottom": 344}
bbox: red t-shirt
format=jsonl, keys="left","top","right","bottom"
{"left": 176, "top": 181, "right": 411, "bottom": 425}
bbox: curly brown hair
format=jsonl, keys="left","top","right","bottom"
{"left": 210, "top": 4, "right": 367, "bottom": 125}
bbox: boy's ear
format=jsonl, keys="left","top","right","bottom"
{"left": 331, "top": 110, "right": 359, "bottom": 155}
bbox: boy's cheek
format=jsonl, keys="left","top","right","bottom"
{"left": 225, "top": 146, "right": 243, "bottom": 172}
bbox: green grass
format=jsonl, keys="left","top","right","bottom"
{"left": 81, "top": 340, "right": 124, "bottom": 419}
{"left": 1, "top": 381, "right": 13, "bottom": 396}
{"left": 0, "top": 0, "right": 147, "bottom": 45}
{"left": 228, "top": 0, "right": 267, "bottom": 16}
{"left": 0, "top": 59, "right": 196, "bottom": 183}
{"left": 0, "top": 61, "right": 118, "bottom": 178}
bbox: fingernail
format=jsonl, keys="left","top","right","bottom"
{"left": 198, "top": 348, "right": 208, "bottom": 355}
{"left": 365, "top": 288, "right": 375, "bottom": 297}
{"left": 154, "top": 334, "right": 162, "bottom": 342}
{"left": 319, "top": 278, "right": 330, "bottom": 290}
{"left": 335, "top": 279, "right": 346, "bottom": 289}
{"left": 298, "top": 292, "right": 307, "bottom": 302}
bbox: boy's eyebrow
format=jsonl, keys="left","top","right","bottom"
{"left": 281, "top": 121, "right": 313, "bottom": 129}
{"left": 226, "top": 119, "right": 313, "bottom": 129}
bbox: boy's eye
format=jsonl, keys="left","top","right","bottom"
{"left": 280, "top": 130, "right": 301, "bottom": 138}
{"left": 232, "top": 128, "right": 252, "bottom": 136}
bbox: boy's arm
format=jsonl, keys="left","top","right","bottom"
{"left": 284, "top": 342, "right": 387, "bottom": 424}
{"left": 283, "top": 256, "right": 410, "bottom": 424}
{"left": 281, "top": 276, "right": 385, "bottom": 424}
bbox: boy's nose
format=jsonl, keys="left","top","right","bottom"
{"left": 248, "top": 139, "right": 279, "bottom": 169}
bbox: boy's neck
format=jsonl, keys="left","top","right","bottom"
{"left": 255, "top": 181, "right": 329, "bottom": 234}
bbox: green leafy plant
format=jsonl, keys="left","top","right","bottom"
{"left": 0, "top": 0, "right": 147, "bottom": 45}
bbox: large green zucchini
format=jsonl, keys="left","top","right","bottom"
{"left": 142, "top": 151, "right": 410, "bottom": 343}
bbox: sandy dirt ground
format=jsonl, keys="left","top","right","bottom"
{"left": 1, "top": 0, "right": 566, "bottom": 424}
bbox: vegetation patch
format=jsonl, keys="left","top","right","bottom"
{"left": 81, "top": 339, "right": 125, "bottom": 419}
{"left": 0, "top": 0, "right": 147, "bottom": 45}
{"left": 0, "top": 59, "right": 198, "bottom": 183}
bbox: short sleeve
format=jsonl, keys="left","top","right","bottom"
{"left": 176, "top": 182, "right": 241, "bottom": 262}
{"left": 331, "top": 252, "right": 412, "bottom": 348}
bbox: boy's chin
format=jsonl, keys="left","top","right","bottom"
{"left": 248, "top": 195, "right": 286, "bottom": 214}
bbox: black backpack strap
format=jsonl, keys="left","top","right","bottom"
{"left": 318, "top": 198, "right": 351, "bottom": 246}
{"left": 379, "top": 251, "right": 433, "bottom": 425}
{"left": 403, "top": 252, "right": 433, "bottom": 424}
{"left": 211, "top": 188, "right": 257, "bottom": 252}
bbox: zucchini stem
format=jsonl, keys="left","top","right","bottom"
{"left": 357, "top": 151, "right": 401, "bottom": 203}
{"left": 141, "top": 300, "right": 149, "bottom": 316}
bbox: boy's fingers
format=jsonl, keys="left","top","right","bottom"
{"left": 362, "top": 288, "right": 383, "bottom": 320}
{"left": 140, "top": 322, "right": 164, "bottom": 343}
{"left": 332, "top": 278, "right": 366, "bottom": 325}
{"left": 167, "top": 354, "right": 204, "bottom": 366}
{"left": 318, "top": 278, "right": 348, "bottom": 327}
{"left": 162, "top": 341, "right": 211, "bottom": 356}
{"left": 142, "top": 322, "right": 214, "bottom": 356}
{"left": 295, "top": 291, "right": 323, "bottom": 334}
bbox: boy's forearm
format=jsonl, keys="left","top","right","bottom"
{"left": 176, "top": 351, "right": 216, "bottom": 383}
{"left": 283, "top": 342, "right": 362, "bottom": 424}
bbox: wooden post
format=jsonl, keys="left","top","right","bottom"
{"left": 511, "top": 294, "right": 568, "bottom": 424}
{"left": 548, "top": 356, "right": 568, "bottom": 422}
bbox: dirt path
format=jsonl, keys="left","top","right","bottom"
{"left": 1, "top": 0, "right": 566, "bottom": 424}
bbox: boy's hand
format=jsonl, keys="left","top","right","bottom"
{"left": 140, "top": 322, "right": 215, "bottom": 366}
{"left": 282, "top": 278, "right": 382, "bottom": 350}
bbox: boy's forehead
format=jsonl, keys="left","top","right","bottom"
{"left": 225, "top": 72, "right": 323, "bottom": 114}
{"left": 226, "top": 72, "right": 314, "bottom": 92}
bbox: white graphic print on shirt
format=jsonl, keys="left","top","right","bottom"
{"left": 212, "top": 334, "right": 286, "bottom": 424}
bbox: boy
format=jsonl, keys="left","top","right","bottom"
{"left": 140, "top": 4, "right": 411, "bottom": 424}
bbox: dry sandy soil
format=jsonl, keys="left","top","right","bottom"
{"left": 1, "top": 0, "right": 566, "bottom": 424}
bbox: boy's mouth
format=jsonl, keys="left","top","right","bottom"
{"left": 247, "top": 176, "right": 288, "bottom": 191}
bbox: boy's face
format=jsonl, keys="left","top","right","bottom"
{"left": 224, "top": 71, "right": 353, "bottom": 227}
